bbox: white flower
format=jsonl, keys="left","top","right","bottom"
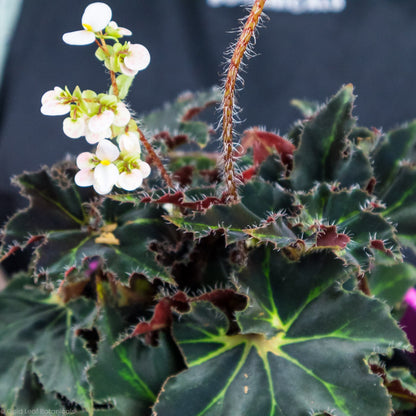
{"left": 85, "top": 126, "right": 112, "bottom": 145}
{"left": 88, "top": 109, "right": 114, "bottom": 132}
{"left": 63, "top": 116, "right": 86, "bottom": 139}
{"left": 113, "top": 102, "right": 131, "bottom": 127}
{"left": 84, "top": 110, "right": 114, "bottom": 144}
{"left": 118, "top": 131, "right": 141, "bottom": 153}
{"left": 117, "top": 162, "right": 151, "bottom": 191}
{"left": 75, "top": 139, "right": 120, "bottom": 194}
{"left": 120, "top": 43, "right": 151, "bottom": 76}
{"left": 108, "top": 21, "right": 132, "bottom": 37}
{"left": 62, "top": 2, "right": 112, "bottom": 46}
{"left": 138, "top": 161, "right": 151, "bottom": 178}
{"left": 40, "top": 87, "right": 71, "bottom": 116}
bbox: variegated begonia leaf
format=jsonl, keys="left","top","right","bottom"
{"left": 154, "top": 247, "right": 409, "bottom": 416}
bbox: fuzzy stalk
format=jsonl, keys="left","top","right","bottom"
{"left": 221, "top": 0, "right": 266, "bottom": 203}
{"left": 137, "top": 127, "right": 174, "bottom": 188}
{"left": 95, "top": 38, "right": 119, "bottom": 97}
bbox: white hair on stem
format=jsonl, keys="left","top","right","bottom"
{"left": 219, "top": 0, "right": 268, "bottom": 203}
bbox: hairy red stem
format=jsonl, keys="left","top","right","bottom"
{"left": 137, "top": 127, "right": 174, "bottom": 188}
{"left": 222, "top": 0, "right": 266, "bottom": 202}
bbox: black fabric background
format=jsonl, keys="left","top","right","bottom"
{"left": 1, "top": 0, "right": 416, "bottom": 222}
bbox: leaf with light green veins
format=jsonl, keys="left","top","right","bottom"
{"left": 88, "top": 307, "right": 185, "bottom": 415}
{"left": 154, "top": 247, "right": 410, "bottom": 416}
{"left": 0, "top": 276, "right": 96, "bottom": 413}
{"left": 165, "top": 181, "right": 295, "bottom": 245}
{"left": 291, "top": 84, "right": 356, "bottom": 191}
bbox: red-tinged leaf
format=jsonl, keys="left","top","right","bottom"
{"left": 366, "top": 177, "right": 377, "bottom": 194}
{"left": 197, "top": 289, "right": 247, "bottom": 318}
{"left": 371, "top": 364, "right": 416, "bottom": 405}
{"left": 172, "top": 166, "right": 194, "bottom": 187}
{"left": 240, "top": 166, "right": 257, "bottom": 182}
{"left": 316, "top": 225, "right": 350, "bottom": 249}
{"left": 129, "top": 289, "right": 247, "bottom": 342}
{"left": 240, "top": 128, "right": 295, "bottom": 167}
{"left": 155, "top": 131, "right": 188, "bottom": 150}
{"left": 181, "top": 102, "right": 217, "bottom": 121}
{"left": 143, "top": 191, "right": 226, "bottom": 212}
{"left": 131, "top": 298, "right": 173, "bottom": 339}
{"left": 370, "top": 240, "right": 394, "bottom": 257}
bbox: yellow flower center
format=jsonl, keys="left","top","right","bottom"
{"left": 82, "top": 23, "right": 94, "bottom": 32}
{"left": 101, "top": 159, "right": 111, "bottom": 166}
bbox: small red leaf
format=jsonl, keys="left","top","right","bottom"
{"left": 316, "top": 225, "right": 350, "bottom": 249}
{"left": 131, "top": 298, "right": 173, "bottom": 337}
{"left": 240, "top": 166, "right": 257, "bottom": 182}
{"left": 240, "top": 128, "right": 295, "bottom": 167}
{"left": 370, "top": 240, "right": 393, "bottom": 257}
{"left": 173, "top": 166, "right": 194, "bottom": 187}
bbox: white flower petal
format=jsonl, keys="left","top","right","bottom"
{"left": 82, "top": 2, "right": 112, "bottom": 32}
{"left": 118, "top": 170, "right": 143, "bottom": 191}
{"left": 96, "top": 139, "right": 120, "bottom": 161}
{"left": 119, "top": 62, "right": 138, "bottom": 77}
{"left": 93, "top": 181, "right": 114, "bottom": 195}
{"left": 88, "top": 110, "right": 115, "bottom": 133}
{"left": 109, "top": 21, "right": 132, "bottom": 36}
{"left": 119, "top": 27, "right": 132, "bottom": 36}
{"left": 63, "top": 117, "right": 86, "bottom": 138}
{"left": 85, "top": 127, "right": 111, "bottom": 144}
{"left": 94, "top": 163, "right": 119, "bottom": 191}
{"left": 124, "top": 44, "right": 150, "bottom": 72}
{"left": 62, "top": 30, "right": 96, "bottom": 45}
{"left": 113, "top": 102, "right": 131, "bottom": 127}
{"left": 138, "top": 161, "right": 151, "bottom": 178}
{"left": 41, "top": 102, "right": 71, "bottom": 116}
{"left": 118, "top": 131, "right": 141, "bottom": 153}
{"left": 41, "top": 87, "right": 63, "bottom": 105}
{"left": 75, "top": 169, "right": 95, "bottom": 187}
{"left": 76, "top": 152, "right": 95, "bottom": 169}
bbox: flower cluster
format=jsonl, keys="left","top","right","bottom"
{"left": 40, "top": 2, "right": 151, "bottom": 195}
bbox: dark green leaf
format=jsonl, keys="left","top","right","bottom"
{"left": 0, "top": 276, "right": 95, "bottom": 412}
{"left": 296, "top": 184, "right": 401, "bottom": 270}
{"left": 335, "top": 145, "right": 373, "bottom": 189}
{"left": 166, "top": 182, "right": 295, "bottom": 245}
{"left": 371, "top": 121, "right": 416, "bottom": 195}
{"left": 290, "top": 98, "right": 320, "bottom": 117}
{"left": 2, "top": 166, "right": 177, "bottom": 284}
{"left": 380, "top": 164, "right": 416, "bottom": 244}
{"left": 140, "top": 87, "right": 221, "bottom": 147}
{"left": 14, "top": 366, "right": 64, "bottom": 412}
{"left": 154, "top": 248, "right": 409, "bottom": 416}
{"left": 291, "top": 84, "right": 356, "bottom": 190}
{"left": 88, "top": 307, "right": 184, "bottom": 415}
{"left": 369, "top": 261, "right": 416, "bottom": 308}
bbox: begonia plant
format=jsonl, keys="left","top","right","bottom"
{"left": 1, "top": 1, "right": 416, "bottom": 415}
